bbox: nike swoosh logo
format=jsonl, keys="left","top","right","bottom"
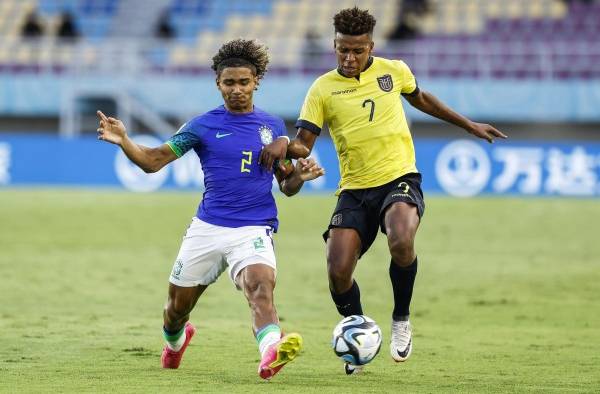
{"left": 216, "top": 132, "right": 232, "bottom": 138}
{"left": 395, "top": 338, "right": 411, "bottom": 358}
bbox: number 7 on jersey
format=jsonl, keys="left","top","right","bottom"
{"left": 362, "top": 99, "right": 375, "bottom": 122}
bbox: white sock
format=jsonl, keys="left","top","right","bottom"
{"left": 256, "top": 324, "right": 281, "bottom": 357}
{"left": 164, "top": 328, "right": 187, "bottom": 352}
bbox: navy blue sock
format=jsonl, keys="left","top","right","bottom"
{"left": 389, "top": 257, "right": 418, "bottom": 320}
{"left": 163, "top": 325, "right": 183, "bottom": 336}
{"left": 330, "top": 280, "right": 363, "bottom": 317}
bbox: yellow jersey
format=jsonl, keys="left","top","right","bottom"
{"left": 296, "top": 56, "right": 419, "bottom": 192}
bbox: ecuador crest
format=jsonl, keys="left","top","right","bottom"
{"left": 377, "top": 74, "right": 393, "bottom": 92}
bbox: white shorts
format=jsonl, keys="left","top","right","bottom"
{"left": 169, "top": 217, "right": 277, "bottom": 288}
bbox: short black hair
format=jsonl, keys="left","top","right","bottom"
{"left": 211, "top": 38, "right": 269, "bottom": 80}
{"left": 333, "top": 7, "right": 376, "bottom": 36}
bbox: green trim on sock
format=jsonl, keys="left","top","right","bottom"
{"left": 255, "top": 324, "right": 280, "bottom": 344}
{"left": 163, "top": 326, "right": 185, "bottom": 342}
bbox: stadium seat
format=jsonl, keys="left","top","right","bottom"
{"left": 0, "top": 0, "right": 598, "bottom": 79}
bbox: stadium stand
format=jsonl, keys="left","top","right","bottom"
{"left": 166, "top": 0, "right": 399, "bottom": 69}
{"left": 383, "top": 0, "right": 600, "bottom": 78}
{"left": 0, "top": 0, "right": 599, "bottom": 78}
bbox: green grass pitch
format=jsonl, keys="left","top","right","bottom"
{"left": 0, "top": 189, "right": 599, "bottom": 393}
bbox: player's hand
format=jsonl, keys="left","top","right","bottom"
{"left": 97, "top": 110, "right": 127, "bottom": 146}
{"left": 296, "top": 157, "right": 325, "bottom": 181}
{"left": 467, "top": 122, "right": 507, "bottom": 143}
{"left": 259, "top": 137, "right": 288, "bottom": 171}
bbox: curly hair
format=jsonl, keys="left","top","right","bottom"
{"left": 333, "top": 7, "right": 377, "bottom": 36}
{"left": 211, "top": 38, "right": 269, "bottom": 80}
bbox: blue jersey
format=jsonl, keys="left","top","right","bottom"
{"left": 166, "top": 105, "right": 286, "bottom": 231}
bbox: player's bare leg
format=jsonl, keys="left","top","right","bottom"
{"left": 164, "top": 283, "right": 207, "bottom": 331}
{"left": 161, "top": 283, "right": 207, "bottom": 368}
{"left": 326, "top": 228, "right": 365, "bottom": 374}
{"left": 238, "top": 264, "right": 302, "bottom": 380}
{"left": 326, "top": 228, "right": 362, "bottom": 315}
{"left": 383, "top": 202, "right": 420, "bottom": 362}
{"left": 384, "top": 202, "right": 419, "bottom": 267}
{"left": 239, "top": 263, "right": 278, "bottom": 331}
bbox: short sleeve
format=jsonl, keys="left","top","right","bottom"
{"left": 397, "top": 60, "right": 419, "bottom": 96}
{"left": 166, "top": 122, "right": 202, "bottom": 157}
{"left": 295, "top": 80, "right": 324, "bottom": 135}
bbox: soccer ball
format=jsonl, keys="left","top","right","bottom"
{"left": 331, "top": 315, "right": 382, "bottom": 366}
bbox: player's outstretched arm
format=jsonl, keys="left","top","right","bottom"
{"left": 96, "top": 110, "right": 177, "bottom": 173}
{"left": 259, "top": 129, "right": 317, "bottom": 171}
{"left": 404, "top": 91, "right": 508, "bottom": 143}
{"left": 277, "top": 157, "right": 325, "bottom": 197}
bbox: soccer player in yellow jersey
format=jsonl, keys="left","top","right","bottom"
{"left": 260, "top": 7, "right": 507, "bottom": 373}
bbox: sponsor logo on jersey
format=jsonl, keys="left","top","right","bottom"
{"left": 377, "top": 74, "right": 393, "bottom": 92}
{"left": 259, "top": 125, "right": 273, "bottom": 145}
{"left": 331, "top": 88, "right": 357, "bottom": 96}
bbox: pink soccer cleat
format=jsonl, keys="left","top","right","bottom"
{"left": 258, "top": 333, "right": 303, "bottom": 380}
{"left": 161, "top": 322, "right": 196, "bottom": 369}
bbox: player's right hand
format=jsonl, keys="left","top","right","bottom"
{"left": 97, "top": 110, "right": 127, "bottom": 146}
{"left": 259, "top": 137, "right": 288, "bottom": 172}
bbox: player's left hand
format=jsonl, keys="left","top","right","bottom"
{"left": 467, "top": 122, "right": 508, "bottom": 143}
{"left": 259, "top": 137, "right": 288, "bottom": 171}
{"left": 297, "top": 157, "right": 325, "bottom": 181}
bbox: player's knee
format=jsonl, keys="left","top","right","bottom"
{"left": 327, "top": 261, "right": 353, "bottom": 291}
{"left": 243, "top": 276, "right": 274, "bottom": 308}
{"left": 388, "top": 233, "right": 415, "bottom": 266}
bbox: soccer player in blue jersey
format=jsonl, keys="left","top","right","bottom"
{"left": 96, "top": 39, "right": 324, "bottom": 380}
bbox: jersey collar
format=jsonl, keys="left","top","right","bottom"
{"left": 336, "top": 56, "right": 374, "bottom": 80}
{"left": 222, "top": 104, "right": 255, "bottom": 116}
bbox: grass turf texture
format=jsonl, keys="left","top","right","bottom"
{"left": 0, "top": 189, "right": 599, "bottom": 393}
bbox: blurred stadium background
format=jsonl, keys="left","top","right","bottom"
{"left": 1, "top": 1, "right": 599, "bottom": 392}
{"left": 0, "top": 0, "right": 599, "bottom": 194}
